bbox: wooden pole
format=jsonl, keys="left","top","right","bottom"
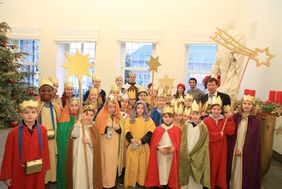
{"left": 151, "top": 70, "right": 155, "bottom": 107}
{"left": 79, "top": 81, "right": 90, "bottom": 188}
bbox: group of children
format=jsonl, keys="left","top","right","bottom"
{"left": 0, "top": 73, "right": 261, "bottom": 189}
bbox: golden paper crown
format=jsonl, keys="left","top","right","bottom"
{"left": 157, "top": 89, "right": 165, "bottom": 99}
{"left": 185, "top": 93, "right": 194, "bottom": 101}
{"left": 174, "top": 103, "right": 184, "bottom": 115}
{"left": 68, "top": 97, "right": 79, "bottom": 104}
{"left": 92, "top": 75, "right": 101, "bottom": 81}
{"left": 49, "top": 77, "right": 58, "bottom": 84}
{"left": 39, "top": 79, "right": 54, "bottom": 88}
{"left": 183, "top": 107, "right": 192, "bottom": 116}
{"left": 211, "top": 96, "right": 222, "bottom": 107}
{"left": 243, "top": 95, "right": 256, "bottom": 104}
{"left": 129, "top": 72, "right": 136, "bottom": 77}
{"left": 150, "top": 84, "right": 159, "bottom": 91}
{"left": 19, "top": 100, "right": 39, "bottom": 111}
{"left": 90, "top": 88, "right": 98, "bottom": 94}
{"left": 64, "top": 81, "right": 73, "bottom": 88}
{"left": 191, "top": 100, "right": 201, "bottom": 112}
{"left": 163, "top": 105, "right": 174, "bottom": 114}
{"left": 121, "top": 93, "right": 129, "bottom": 101}
{"left": 83, "top": 104, "right": 96, "bottom": 112}
{"left": 223, "top": 105, "right": 232, "bottom": 112}
{"left": 178, "top": 96, "right": 185, "bottom": 103}
{"left": 127, "top": 89, "right": 136, "bottom": 99}
{"left": 138, "top": 86, "right": 147, "bottom": 94}
{"left": 111, "top": 84, "right": 120, "bottom": 92}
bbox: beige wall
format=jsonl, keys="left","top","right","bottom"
{"left": 0, "top": 0, "right": 240, "bottom": 93}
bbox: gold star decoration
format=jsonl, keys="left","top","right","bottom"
{"left": 158, "top": 74, "right": 174, "bottom": 90}
{"left": 63, "top": 50, "right": 92, "bottom": 82}
{"left": 146, "top": 56, "right": 161, "bottom": 72}
{"left": 252, "top": 47, "right": 274, "bottom": 67}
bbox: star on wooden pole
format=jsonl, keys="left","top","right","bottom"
{"left": 158, "top": 74, "right": 174, "bottom": 90}
{"left": 146, "top": 56, "right": 161, "bottom": 72}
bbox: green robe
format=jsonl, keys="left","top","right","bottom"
{"left": 56, "top": 115, "right": 76, "bottom": 189}
{"left": 179, "top": 122, "right": 210, "bottom": 188}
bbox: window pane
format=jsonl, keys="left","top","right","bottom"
{"left": 123, "top": 42, "right": 153, "bottom": 86}
{"left": 187, "top": 44, "right": 217, "bottom": 91}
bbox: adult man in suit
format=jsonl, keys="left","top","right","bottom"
{"left": 200, "top": 77, "right": 231, "bottom": 115}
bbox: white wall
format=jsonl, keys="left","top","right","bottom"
{"left": 0, "top": 0, "right": 240, "bottom": 93}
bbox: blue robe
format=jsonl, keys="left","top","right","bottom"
{"left": 150, "top": 107, "right": 162, "bottom": 127}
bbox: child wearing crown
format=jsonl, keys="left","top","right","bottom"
{"left": 124, "top": 100, "right": 156, "bottom": 188}
{"left": 56, "top": 97, "right": 80, "bottom": 189}
{"left": 0, "top": 100, "right": 50, "bottom": 189}
{"left": 145, "top": 105, "right": 181, "bottom": 189}
{"left": 179, "top": 100, "right": 210, "bottom": 189}
{"left": 227, "top": 90, "right": 261, "bottom": 189}
{"left": 150, "top": 92, "right": 166, "bottom": 127}
{"left": 66, "top": 104, "right": 102, "bottom": 189}
{"left": 203, "top": 96, "right": 235, "bottom": 189}
{"left": 37, "top": 79, "right": 61, "bottom": 184}
{"left": 84, "top": 88, "right": 103, "bottom": 120}
{"left": 174, "top": 102, "right": 185, "bottom": 129}
{"left": 95, "top": 95, "right": 121, "bottom": 188}
{"left": 61, "top": 81, "right": 74, "bottom": 108}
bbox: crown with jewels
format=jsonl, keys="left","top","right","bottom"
{"left": 92, "top": 75, "right": 101, "bottom": 81}
{"left": 174, "top": 102, "right": 184, "bottom": 115}
{"left": 111, "top": 84, "right": 120, "bottom": 92}
{"left": 83, "top": 104, "right": 96, "bottom": 112}
{"left": 64, "top": 81, "right": 73, "bottom": 88}
{"left": 138, "top": 86, "right": 147, "bottom": 94}
{"left": 19, "top": 100, "right": 39, "bottom": 110}
{"left": 68, "top": 97, "right": 79, "bottom": 104}
{"left": 90, "top": 87, "right": 99, "bottom": 94}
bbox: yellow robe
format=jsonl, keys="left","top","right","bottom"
{"left": 124, "top": 117, "right": 156, "bottom": 188}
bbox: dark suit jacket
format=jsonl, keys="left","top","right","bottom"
{"left": 200, "top": 91, "right": 231, "bottom": 107}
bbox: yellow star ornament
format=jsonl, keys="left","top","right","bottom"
{"left": 146, "top": 56, "right": 161, "bottom": 72}
{"left": 252, "top": 47, "right": 274, "bottom": 67}
{"left": 63, "top": 50, "right": 93, "bottom": 82}
{"left": 158, "top": 74, "right": 174, "bottom": 89}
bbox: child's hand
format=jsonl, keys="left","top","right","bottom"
{"left": 158, "top": 147, "right": 169, "bottom": 155}
{"left": 4, "top": 179, "right": 12, "bottom": 187}
{"left": 82, "top": 137, "right": 90, "bottom": 144}
{"left": 168, "top": 146, "right": 175, "bottom": 154}
{"left": 235, "top": 149, "right": 241, "bottom": 156}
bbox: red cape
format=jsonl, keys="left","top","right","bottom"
{"left": 145, "top": 125, "right": 181, "bottom": 189}
{"left": 0, "top": 124, "right": 50, "bottom": 189}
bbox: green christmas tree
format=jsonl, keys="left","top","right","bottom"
{"left": 0, "top": 22, "right": 37, "bottom": 128}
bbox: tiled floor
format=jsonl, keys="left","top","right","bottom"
{"left": 1, "top": 128, "right": 282, "bottom": 189}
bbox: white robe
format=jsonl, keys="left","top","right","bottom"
{"left": 72, "top": 125, "right": 94, "bottom": 189}
{"left": 230, "top": 116, "right": 248, "bottom": 189}
{"left": 157, "top": 124, "right": 174, "bottom": 185}
{"left": 181, "top": 123, "right": 202, "bottom": 189}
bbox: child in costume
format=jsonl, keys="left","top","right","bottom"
{"left": 0, "top": 100, "right": 50, "bottom": 189}
{"left": 145, "top": 106, "right": 181, "bottom": 189}
{"left": 124, "top": 100, "right": 156, "bottom": 188}
{"left": 183, "top": 94, "right": 193, "bottom": 123}
{"left": 66, "top": 104, "right": 102, "bottom": 189}
{"left": 37, "top": 79, "right": 61, "bottom": 184}
{"left": 49, "top": 77, "right": 63, "bottom": 109}
{"left": 174, "top": 102, "right": 184, "bottom": 129}
{"left": 150, "top": 92, "right": 166, "bottom": 126}
{"left": 56, "top": 97, "right": 79, "bottom": 189}
{"left": 83, "top": 75, "right": 106, "bottom": 104}
{"left": 84, "top": 88, "right": 103, "bottom": 119}
{"left": 61, "top": 81, "right": 74, "bottom": 108}
{"left": 179, "top": 100, "right": 210, "bottom": 189}
{"left": 136, "top": 86, "right": 151, "bottom": 111}
{"left": 227, "top": 90, "right": 261, "bottom": 189}
{"left": 95, "top": 95, "right": 121, "bottom": 188}
{"left": 203, "top": 96, "right": 235, "bottom": 189}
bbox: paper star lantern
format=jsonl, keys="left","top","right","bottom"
{"left": 63, "top": 50, "right": 93, "bottom": 82}
{"left": 146, "top": 56, "right": 161, "bottom": 72}
{"left": 158, "top": 74, "right": 174, "bottom": 89}
{"left": 253, "top": 47, "right": 274, "bottom": 67}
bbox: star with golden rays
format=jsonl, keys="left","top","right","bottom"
{"left": 252, "top": 47, "right": 274, "bottom": 67}
{"left": 146, "top": 56, "right": 161, "bottom": 72}
{"left": 63, "top": 50, "right": 92, "bottom": 82}
{"left": 158, "top": 74, "right": 174, "bottom": 89}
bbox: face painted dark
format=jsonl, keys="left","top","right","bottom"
{"left": 39, "top": 85, "right": 53, "bottom": 102}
